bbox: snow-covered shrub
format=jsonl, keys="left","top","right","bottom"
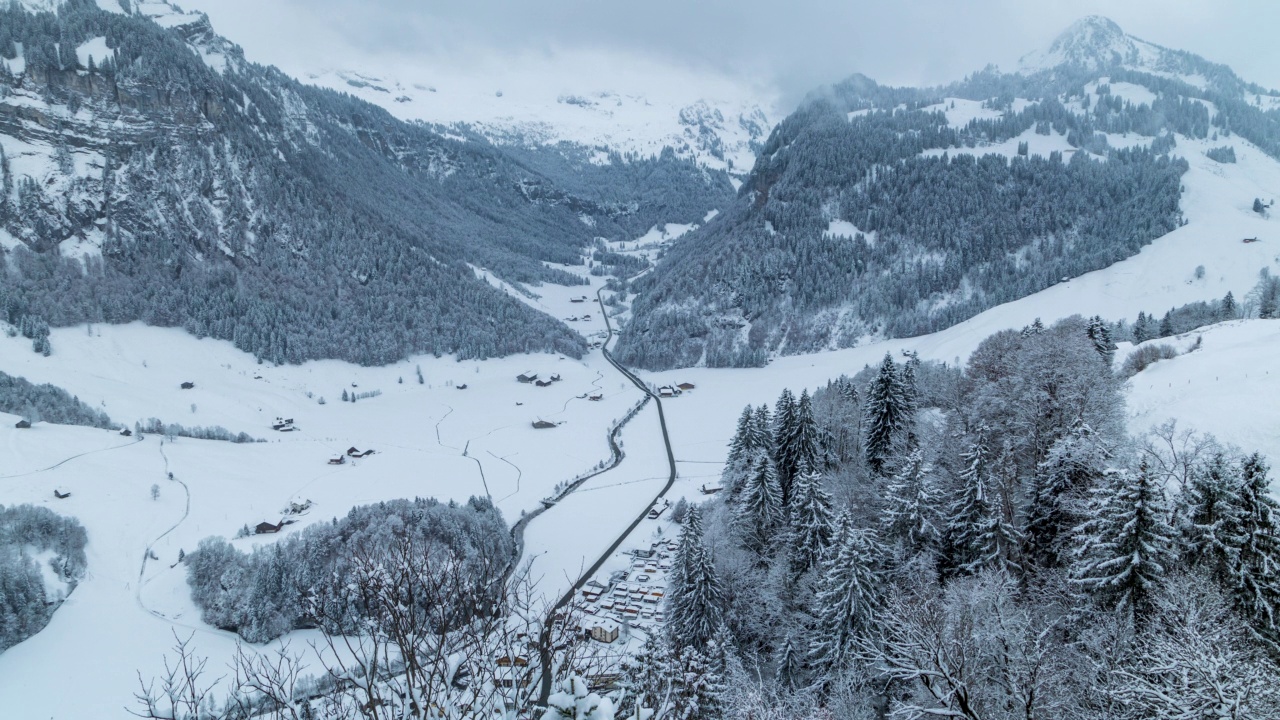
{"left": 1121, "top": 343, "right": 1179, "bottom": 378}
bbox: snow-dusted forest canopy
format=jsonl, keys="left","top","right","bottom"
{"left": 0, "top": 1, "right": 732, "bottom": 366}
{"left": 0, "top": 369, "right": 114, "bottom": 427}
{"left": 0, "top": 505, "right": 87, "bottom": 652}
{"left": 627, "top": 315, "right": 1280, "bottom": 718}
{"left": 184, "top": 496, "right": 512, "bottom": 643}
{"left": 616, "top": 59, "right": 1280, "bottom": 369}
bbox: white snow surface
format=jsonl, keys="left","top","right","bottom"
{"left": 74, "top": 37, "right": 112, "bottom": 69}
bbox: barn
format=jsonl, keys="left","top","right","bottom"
{"left": 532, "top": 420, "right": 557, "bottom": 429}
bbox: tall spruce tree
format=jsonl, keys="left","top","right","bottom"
{"left": 725, "top": 406, "right": 757, "bottom": 469}
{"left": 669, "top": 538, "right": 726, "bottom": 650}
{"left": 1028, "top": 420, "right": 1109, "bottom": 568}
{"left": 944, "top": 429, "right": 994, "bottom": 574}
{"left": 1228, "top": 453, "right": 1280, "bottom": 650}
{"left": 771, "top": 389, "right": 798, "bottom": 501}
{"left": 806, "top": 513, "right": 881, "bottom": 681}
{"left": 1180, "top": 451, "right": 1243, "bottom": 583}
{"left": 776, "top": 390, "right": 823, "bottom": 503}
{"left": 883, "top": 447, "right": 941, "bottom": 554}
{"left": 1071, "top": 461, "right": 1176, "bottom": 628}
{"left": 787, "top": 466, "right": 836, "bottom": 576}
{"left": 1222, "top": 291, "right": 1238, "bottom": 318}
{"left": 862, "top": 353, "right": 910, "bottom": 474}
{"left": 1086, "top": 315, "right": 1115, "bottom": 366}
{"left": 733, "top": 452, "right": 783, "bottom": 557}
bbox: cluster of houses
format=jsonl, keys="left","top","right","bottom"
{"left": 656, "top": 382, "right": 695, "bottom": 398}
{"left": 564, "top": 313, "right": 593, "bottom": 322}
{"left": 579, "top": 538, "right": 678, "bottom": 641}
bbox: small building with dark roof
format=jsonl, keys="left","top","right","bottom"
{"left": 532, "top": 420, "right": 557, "bottom": 429}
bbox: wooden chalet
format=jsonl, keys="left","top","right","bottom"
{"left": 346, "top": 447, "right": 375, "bottom": 458}
{"left": 588, "top": 393, "right": 603, "bottom": 401}
{"left": 120, "top": 428, "right": 132, "bottom": 437}
{"left": 1244, "top": 237, "right": 1261, "bottom": 243}
{"left": 53, "top": 489, "right": 71, "bottom": 499}
{"left": 255, "top": 520, "right": 284, "bottom": 535}
{"left": 517, "top": 372, "right": 538, "bottom": 383}
{"left": 328, "top": 456, "right": 346, "bottom": 465}
{"left": 677, "top": 382, "right": 696, "bottom": 391}
{"left": 14, "top": 419, "right": 31, "bottom": 429}
{"left": 456, "top": 383, "right": 468, "bottom": 389}
{"left": 532, "top": 420, "right": 557, "bottom": 429}
{"left": 180, "top": 381, "right": 195, "bottom": 390}
{"left": 657, "top": 386, "right": 676, "bottom": 398}
{"left": 570, "top": 296, "right": 586, "bottom": 303}
{"left": 588, "top": 619, "right": 620, "bottom": 644}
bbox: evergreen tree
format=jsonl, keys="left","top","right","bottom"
{"left": 775, "top": 390, "right": 822, "bottom": 502}
{"left": 1180, "top": 452, "right": 1243, "bottom": 583}
{"left": 1086, "top": 315, "right": 1114, "bottom": 366}
{"left": 669, "top": 541, "right": 725, "bottom": 650}
{"left": 749, "top": 405, "right": 774, "bottom": 458}
{"left": 882, "top": 447, "right": 941, "bottom": 554}
{"left": 774, "top": 631, "right": 801, "bottom": 690}
{"left": 1222, "top": 291, "right": 1238, "bottom": 319}
{"left": 806, "top": 513, "right": 881, "bottom": 681}
{"left": 725, "top": 406, "right": 756, "bottom": 469}
{"left": 669, "top": 644, "right": 726, "bottom": 720}
{"left": 733, "top": 452, "right": 783, "bottom": 557}
{"left": 1071, "top": 461, "right": 1176, "bottom": 628}
{"left": 944, "top": 429, "right": 993, "bottom": 575}
{"left": 1027, "top": 421, "right": 1108, "bottom": 568}
{"left": 862, "top": 353, "right": 910, "bottom": 474}
{"left": 771, "top": 389, "right": 797, "bottom": 500}
{"left": 1158, "top": 310, "right": 1174, "bottom": 337}
{"left": 787, "top": 466, "right": 836, "bottom": 576}
{"left": 1133, "top": 312, "right": 1152, "bottom": 343}
{"left": 1228, "top": 453, "right": 1280, "bottom": 649}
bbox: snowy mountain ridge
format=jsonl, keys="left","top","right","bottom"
{"left": 300, "top": 58, "right": 777, "bottom": 178}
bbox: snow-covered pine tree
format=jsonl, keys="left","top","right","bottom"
{"left": 668, "top": 643, "right": 725, "bottom": 720}
{"left": 1071, "top": 461, "right": 1176, "bottom": 627}
{"left": 862, "top": 353, "right": 909, "bottom": 474}
{"left": 669, "top": 540, "right": 726, "bottom": 650}
{"left": 775, "top": 390, "right": 822, "bottom": 503}
{"left": 1086, "top": 315, "right": 1114, "bottom": 366}
{"left": 943, "top": 428, "right": 993, "bottom": 574}
{"left": 899, "top": 350, "right": 921, "bottom": 419}
{"left": 1227, "top": 453, "right": 1280, "bottom": 649}
{"left": 883, "top": 447, "right": 941, "bottom": 554}
{"left": 1179, "top": 451, "right": 1243, "bottom": 583}
{"left": 806, "top": 513, "right": 881, "bottom": 682}
{"left": 725, "top": 406, "right": 756, "bottom": 469}
{"left": 774, "top": 631, "right": 802, "bottom": 690}
{"left": 787, "top": 466, "right": 836, "bottom": 576}
{"left": 1027, "top": 420, "right": 1109, "bottom": 568}
{"left": 733, "top": 452, "right": 783, "bottom": 557}
{"left": 668, "top": 504, "right": 704, "bottom": 623}
{"left": 1222, "top": 291, "right": 1237, "bottom": 319}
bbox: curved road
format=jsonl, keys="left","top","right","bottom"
{"left": 532, "top": 285, "right": 678, "bottom": 705}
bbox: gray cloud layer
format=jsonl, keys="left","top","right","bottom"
{"left": 190, "top": 0, "right": 1280, "bottom": 104}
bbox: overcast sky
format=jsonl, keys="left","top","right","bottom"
{"left": 187, "top": 0, "right": 1280, "bottom": 107}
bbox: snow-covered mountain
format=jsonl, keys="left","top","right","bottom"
{"left": 615, "top": 16, "right": 1280, "bottom": 369}
{"left": 302, "top": 59, "right": 777, "bottom": 179}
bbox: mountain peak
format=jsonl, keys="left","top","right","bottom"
{"left": 1019, "top": 15, "right": 1141, "bottom": 73}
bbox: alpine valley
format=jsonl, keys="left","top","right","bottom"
{"left": 1, "top": 4, "right": 1279, "bottom": 720}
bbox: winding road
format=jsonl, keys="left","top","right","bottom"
{"left": 529, "top": 284, "right": 679, "bottom": 705}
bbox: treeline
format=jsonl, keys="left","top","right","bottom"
{"left": 0, "top": 0, "right": 730, "bottom": 366}
{"left": 185, "top": 497, "right": 512, "bottom": 642}
{"left": 619, "top": 315, "right": 1280, "bottom": 718}
{"left": 0, "top": 370, "right": 114, "bottom": 428}
{"left": 0, "top": 505, "right": 88, "bottom": 652}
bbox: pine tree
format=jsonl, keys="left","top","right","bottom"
{"left": 1027, "top": 421, "right": 1108, "bottom": 568}
{"left": 1180, "top": 451, "right": 1243, "bottom": 583}
{"left": 862, "top": 353, "right": 909, "bottom": 474}
{"left": 1228, "top": 453, "right": 1280, "bottom": 649}
{"left": 733, "top": 452, "right": 783, "bottom": 556}
{"left": 1158, "top": 310, "right": 1174, "bottom": 337}
{"left": 669, "top": 644, "right": 725, "bottom": 720}
{"left": 725, "top": 406, "right": 757, "bottom": 469}
{"left": 787, "top": 466, "right": 836, "bottom": 576}
{"left": 944, "top": 429, "right": 993, "bottom": 574}
{"left": 774, "top": 631, "right": 801, "bottom": 690}
{"left": 806, "top": 513, "right": 881, "bottom": 681}
{"left": 883, "top": 447, "right": 940, "bottom": 554}
{"left": 770, "top": 390, "right": 800, "bottom": 503}
{"left": 1086, "top": 315, "right": 1114, "bottom": 366}
{"left": 1133, "top": 311, "right": 1151, "bottom": 343}
{"left": 775, "top": 390, "right": 822, "bottom": 503}
{"left": 1222, "top": 291, "right": 1238, "bottom": 319}
{"left": 669, "top": 539, "right": 725, "bottom": 650}
{"left": 1071, "top": 461, "right": 1176, "bottom": 627}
